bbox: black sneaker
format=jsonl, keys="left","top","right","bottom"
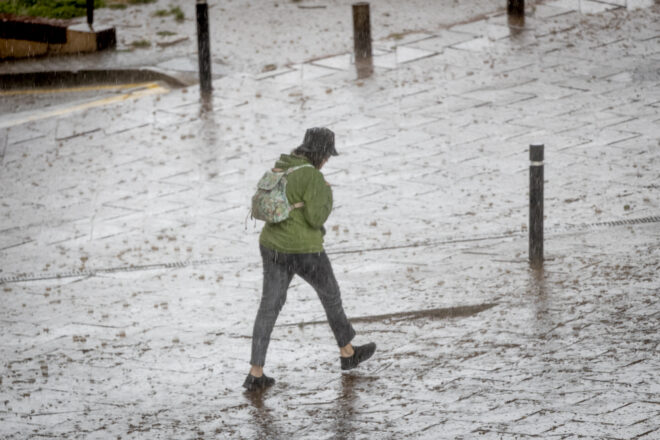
{"left": 340, "top": 342, "right": 376, "bottom": 370}
{"left": 243, "top": 373, "right": 275, "bottom": 391}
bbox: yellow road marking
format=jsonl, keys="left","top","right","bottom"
{"left": 0, "top": 82, "right": 169, "bottom": 129}
{"left": 0, "top": 82, "right": 159, "bottom": 96}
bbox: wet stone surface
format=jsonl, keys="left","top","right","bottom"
{"left": 1, "top": 1, "right": 660, "bottom": 439}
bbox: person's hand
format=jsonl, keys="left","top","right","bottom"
{"left": 320, "top": 226, "right": 326, "bottom": 236}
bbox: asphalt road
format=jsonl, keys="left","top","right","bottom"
{"left": 0, "top": 81, "right": 170, "bottom": 129}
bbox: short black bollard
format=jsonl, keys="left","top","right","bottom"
{"left": 196, "top": 0, "right": 213, "bottom": 100}
{"left": 507, "top": 0, "right": 524, "bottom": 17}
{"left": 529, "top": 144, "right": 544, "bottom": 269}
{"left": 352, "top": 2, "right": 373, "bottom": 78}
{"left": 507, "top": 0, "right": 525, "bottom": 30}
{"left": 86, "top": 0, "right": 94, "bottom": 29}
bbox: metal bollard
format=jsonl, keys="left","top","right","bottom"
{"left": 529, "top": 144, "right": 544, "bottom": 269}
{"left": 86, "top": 0, "right": 94, "bottom": 28}
{"left": 507, "top": 0, "right": 525, "bottom": 30}
{"left": 507, "top": 0, "right": 524, "bottom": 17}
{"left": 352, "top": 2, "right": 373, "bottom": 78}
{"left": 196, "top": 0, "right": 213, "bottom": 99}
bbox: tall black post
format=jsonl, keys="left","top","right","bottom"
{"left": 352, "top": 2, "right": 373, "bottom": 79}
{"left": 529, "top": 144, "right": 544, "bottom": 269}
{"left": 507, "top": 0, "right": 524, "bottom": 16}
{"left": 86, "top": 0, "right": 94, "bottom": 29}
{"left": 196, "top": 0, "right": 213, "bottom": 99}
{"left": 507, "top": 0, "right": 525, "bottom": 30}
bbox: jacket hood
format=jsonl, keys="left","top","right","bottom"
{"left": 274, "top": 154, "right": 312, "bottom": 170}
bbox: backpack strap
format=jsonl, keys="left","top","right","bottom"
{"left": 282, "top": 164, "right": 314, "bottom": 210}
{"left": 283, "top": 163, "right": 314, "bottom": 175}
{"left": 271, "top": 163, "right": 314, "bottom": 173}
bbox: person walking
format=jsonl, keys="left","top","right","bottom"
{"left": 244, "top": 127, "right": 376, "bottom": 392}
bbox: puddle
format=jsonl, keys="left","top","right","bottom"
{"left": 282, "top": 303, "right": 497, "bottom": 328}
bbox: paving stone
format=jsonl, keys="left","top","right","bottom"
{"left": 406, "top": 31, "right": 477, "bottom": 53}
{"left": 1, "top": 2, "right": 659, "bottom": 439}
{"left": 546, "top": 0, "right": 621, "bottom": 14}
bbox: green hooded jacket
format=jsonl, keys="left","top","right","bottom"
{"left": 259, "top": 154, "right": 333, "bottom": 253}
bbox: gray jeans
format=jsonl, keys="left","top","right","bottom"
{"left": 250, "top": 245, "right": 356, "bottom": 367}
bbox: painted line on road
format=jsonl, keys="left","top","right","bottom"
{"left": 0, "top": 82, "right": 169, "bottom": 129}
{"left": 1, "top": 215, "right": 658, "bottom": 284}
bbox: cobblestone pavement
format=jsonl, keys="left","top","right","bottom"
{"left": 0, "top": 0, "right": 504, "bottom": 77}
{"left": 1, "top": 1, "right": 659, "bottom": 439}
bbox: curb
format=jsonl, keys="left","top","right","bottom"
{"left": 0, "top": 67, "right": 194, "bottom": 90}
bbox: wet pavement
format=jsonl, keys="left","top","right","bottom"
{"left": 1, "top": 0, "right": 660, "bottom": 439}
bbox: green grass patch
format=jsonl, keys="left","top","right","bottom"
{"left": 0, "top": 0, "right": 106, "bottom": 19}
{"left": 153, "top": 5, "right": 184, "bottom": 22}
{"left": 170, "top": 5, "right": 182, "bottom": 21}
{"left": 156, "top": 30, "right": 176, "bottom": 37}
{"left": 130, "top": 39, "right": 151, "bottom": 48}
{"left": 105, "top": 0, "right": 155, "bottom": 9}
{"left": 388, "top": 32, "right": 405, "bottom": 41}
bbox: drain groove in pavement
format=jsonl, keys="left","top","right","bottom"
{"left": 327, "top": 215, "right": 660, "bottom": 255}
{"left": 0, "top": 257, "right": 240, "bottom": 284}
{"left": 1, "top": 215, "right": 658, "bottom": 284}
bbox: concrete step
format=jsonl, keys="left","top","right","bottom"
{"left": 0, "top": 13, "right": 115, "bottom": 59}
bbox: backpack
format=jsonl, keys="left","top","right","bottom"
{"left": 251, "top": 164, "right": 314, "bottom": 223}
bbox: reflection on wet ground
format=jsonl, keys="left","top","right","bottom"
{"left": 332, "top": 374, "right": 379, "bottom": 439}
{"left": 243, "top": 373, "right": 380, "bottom": 440}
{"left": 244, "top": 388, "right": 282, "bottom": 439}
{"left": 529, "top": 267, "right": 552, "bottom": 339}
{"left": 507, "top": 14, "right": 525, "bottom": 37}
